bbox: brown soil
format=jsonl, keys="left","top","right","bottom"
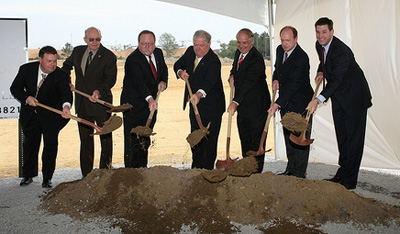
{"left": 280, "top": 112, "right": 308, "bottom": 133}
{"left": 130, "top": 126, "right": 153, "bottom": 137}
{"left": 186, "top": 128, "right": 209, "bottom": 148}
{"left": 40, "top": 166, "right": 400, "bottom": 233}
{"left": 107, "top": 103, "right": 132, "bottom": 113}
{"left": 101, "top": 114, "right": 122, "bottom": 135}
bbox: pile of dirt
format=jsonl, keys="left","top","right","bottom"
{"left": 40, "top": 166, "right": 400, "bottom": 233}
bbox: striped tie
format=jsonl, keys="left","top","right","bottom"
{"left": 35, "top": 73, "right": 47, "bottom": 98}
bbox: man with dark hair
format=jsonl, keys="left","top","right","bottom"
{"left": 62, "top": 27, "right": 117, "bottom": 178}
{"left": 174, "top": 30, "right": 225, "bottom": 169}
{"left": 307, "top": 17, "right": 372, "bottom": 189}
{"left": 227, "top": 28, "right": 270, "bottom": 173}
{"left": 10, "top": 46, "right": 72, "bottom": 188}
{"left": 269, "top": 26, "right": 314, "bottom": 178}
{"left": 121, "top": 30, "right": 168, "bottom": 168}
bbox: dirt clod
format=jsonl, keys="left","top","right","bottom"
{"left": 280, "top": 112, "right": 308, "bottom": 133}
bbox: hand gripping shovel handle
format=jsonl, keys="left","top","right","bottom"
{"left": 72, "top": 88, "right": 114, "bottom": 109}
{"left": 145, "top": 90, "right": 161, "bottom": 128}
{"left": 35, "top": 101, "right": 102, "bottom": 135}
{"left": 184, "top": 78, "right": 210, "bottom": 130}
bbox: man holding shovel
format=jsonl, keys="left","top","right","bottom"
{"left": 227, "top": 28, "right": 270, "bottom": 173}
{"left": 121, "top": 30, "right": 168, "bottom": 168}
{"left": 174, "top": 30, "right": 225, "bottom": 170}
{"left": 269, "top": 26, "right": 314, "bottom": 178}
{"left": 62, "top": 27, "right": 117, "bottom": 178}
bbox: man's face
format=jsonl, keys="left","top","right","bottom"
{"left": 280, "top": 28, "right": 298, "bottom": 52}
{"left": 315, "top": 24, "right": 334, "bottom": 46}
{"left": 84, "top": 28, "right": 101, "bottom": 51}
{"left": 138, "top": 33, "right": 156, "bottom": 56}
{"left": 193, "top": 37, "right": 210, "bottom": 58}
{"left": 236, "top": 32, "right": 253, "bottom": 54}
{"left": 39, "top": 53, "right": 57, "bottom": 74}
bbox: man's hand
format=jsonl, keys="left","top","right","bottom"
{"left": 148, "top": 97, "right": 157, "bottom": 111}
{"left": 158, "top": 81, "right": 167, "bottom": 92}
{"left": 315, "top": 72, "right": 324, "bottom": 84}
{"left": 189, "top": 92, "right": 201, "bottom": 105}
{"left": 227, "top": 102, "right": 238, "bottom": 115}
{"left": 62, "top": 105, "right": 71, "bottom": 119}
{"left": 26, "top": 96, "right": 37, "bottom": 107}
{"left": 178, "top": 70, "right": 189, "bottom": 80}
{"left": 89, "top": 90, "right": 100, "bottom": 103}
{"left": 272, "top": 80, "right": 280, "bottom": 91}
{"left": 228, "top": 75, "right": 234, "bottom": 86}
{"left": 69, "top": 83, "right": 75, "bottom": 91}
{"left": 306, "top": 99, "right": 319, "bottom": 114}
{"left": 268, "top": 103, "right": 279, "bottom": 115}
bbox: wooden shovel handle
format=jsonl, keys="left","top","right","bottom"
{"left": 305, "top": 81, "right": 321, "bottom": 122}
{"left": 72, "top": 88, "right": 114, "bottom": 109}
{"left": 145, "top": 90, "right": 161, "bottom": 127}
{"left": 184, "top": 78, "right": 208, "bottom": 129}
{"left": 226, "top": 82, "right": 234, "bottom": 157}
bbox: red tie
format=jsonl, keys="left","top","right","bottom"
{"left": 149, "top": 56, "right": 157, "bottom": 80}
{"left": 322, "top": 47, "right": 326, "bottom": 89}
{"left": 238, "top": 54, "right": 244, "bottom": 68}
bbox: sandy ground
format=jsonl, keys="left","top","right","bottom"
{"left": 0, "top": 62, "right": 274, "bottom": 178}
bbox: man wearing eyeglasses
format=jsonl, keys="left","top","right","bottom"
{"left": 120, "top": 30, "right": 168, "bottom": 168}
{"left": 62, "top": 27, "right": 117, "bottom": 178}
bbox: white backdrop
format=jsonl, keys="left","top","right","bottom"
{"left": 157, "top": 0, "right": 400, "bottom": 169}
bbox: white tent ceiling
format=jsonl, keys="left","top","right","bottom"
{"left": 156, "top": 0, "right": 400, "bottom": 169}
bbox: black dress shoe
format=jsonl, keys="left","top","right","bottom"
{"left": 340, "top": 182, "right": 356, "bottom": 190}
{"left": 324, "top": 175, "right": 341, "bottom": 183}
{"left": 278, "top": 171, "right": 293, "bottom": 176}
{"left": 20, "top": 177, "right": 33, "bottom": 186}
{"left": 42, "top": 179, "right": 52, "bottom": 188}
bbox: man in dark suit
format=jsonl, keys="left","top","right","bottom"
{"left": 62, "top": 27, "right": 117, "bottom": 178}
{"left": 269, "top": 26, "right": 314, "bottom": 178}
{"left": 174, "top": 30, "right": 225, "bottom": 170}
{"left": 227, "top": 28, "right": 270, "bottom": 173}
{"left": 10, "top": 46, "right": 72, "bottom": 188}
{"left": 307, "top": 17, "right": 372, "bottom": 189}
{"left": 120, "top": 30, "right": 168, "bottom": 168}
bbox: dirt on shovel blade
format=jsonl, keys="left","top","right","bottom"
{"left": 131, "top": 126, "right": 153, "bottom": 137}
{"left": 107, "top": 103, "right": 132, "bottom": 113}
{"left": 186, "top": 129, "right": 209, "bottom": 148}
{"left": 227, "top": 156, "right": 259, "bottom": 177}
{"left": 101, "top": 114, "right": 122, "bottom": 135}
{"left": 280, "top": 112, "right": 308, "bottom": 133}
{"left": 202, "top": 169, "right": 228, "bottom": 183}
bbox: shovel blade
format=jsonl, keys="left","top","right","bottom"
{"left": 216, "top": 157, "right": 239, "bottom": 171}
{"left": 289, "top": 133, "right": 314, "bottom": 146}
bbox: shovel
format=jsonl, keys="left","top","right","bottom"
{"left": 130, "top": 90, "right": 161, "bottom": 137}
{"left": 215, "top": 82, "right": 239, "bottom": 171}
{"left": 246, "top": 89, "right": 277, "bottom": 156}
{"left": 185, "top": 77, "right": 210, "bottom": 148}
{"left": 289, "top": 81, "right": 321, "bottom": 146}
{"left": 72, "top": 88, "right": 132, "bottom": 113}
{"left": 35, "top": 101, "right": 122, "bottom": 136}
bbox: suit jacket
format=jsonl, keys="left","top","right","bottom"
{"left": 120, "top": 48, "right": 168, "bottom": 121}
{"left": 62, "top": 44, "right": 117, "bottom": 116}
{"left": 174, "top": 46, "right": 225, "bottom": 119}
{"left": 230, "top": 46, "right": 270, "bottom": 118}
{"left": 317, "top": 36, "right": 372, "bottom": 116}
{"left": 10, "top": 62, "right": 72, "bottom": 130}
{"left": 272, "top": 44, "right": 313, "bottom": 114}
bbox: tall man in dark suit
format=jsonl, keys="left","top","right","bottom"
{"left": 174, "top": 30, "right": 225, "bottom": 170}
{"left": 10, "top": 46, "right": 72, "bottom": 188}
{"left": 62, "top": 27, "right": 117, "bottom": 178}
{"left": 120, "top": 30, "right": 168, "bottom": 168}
{"left": 269, "top": 26, "right": 314, "bottom": 178}
{"left": 227, "top": 28, "right": 270, "bottom": 173}
{"left": 307, "top": 17, "right": 372, "bottom": 189}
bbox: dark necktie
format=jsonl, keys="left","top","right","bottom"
{"left": 85, "top": 51, "right": 93, "bottom": 72}
{"left": 149, "top": 56, "right": 157, "bottom": 80}
{"left": 238, "top": 54, "right": 244, "bottom": 69}
{"left": 284, "top": 52, "right": 288, "bottom": 64}
{"left": 322, "top": 47, "right": 326, "bottom": 89}
{"left": 35, "top": 73, "right": 46, "bottom": 98}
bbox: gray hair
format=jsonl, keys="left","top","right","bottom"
{"left": 84, "top": 27, "right": 102, "bottom": 38}
{"left": 236, "top": 28, "right": 254, "bottom": 42}
{"left": 193, "top": 30, "right": 211, "bottom": 44}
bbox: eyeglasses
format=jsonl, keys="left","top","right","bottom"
{"left": 88, "top": 38, "right": 101, "bottom": 42}
{"left": 140, "top": 42, "right": 155, "bottom": 47}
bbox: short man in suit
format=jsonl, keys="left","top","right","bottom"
{"left": 10, "top": 46, "right": 72, "bottom": 188}
{"left": 307, "top": 17, "right": 372, "bottom": 189}
{"left": 62, "top": 27, "right": 117, "bottom": 178}
{"left": 269, "top": 26, "right": 314, "bottom": 178}
{"left": 174, "top": 30, "right": 225, "bottom": 170}
{"left": 227, "top": 28, "right": 270, "bottom": 173}
{"left": 120, "top": 30, "right": 168, "bottom": 168}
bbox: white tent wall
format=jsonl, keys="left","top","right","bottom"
{"left": 156, "top": 0, "right": 400, "bottom": 169}
{"left": 274, "top": 0, "right": 400, "bottom": 169}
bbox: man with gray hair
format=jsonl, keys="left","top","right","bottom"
{"left": 62, "top": 27, "right": 117, "bottom": 178}
{"left": 174, "top": 30, "right": 225, "bottom": 169}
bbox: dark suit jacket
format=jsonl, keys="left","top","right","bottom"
{"left": 230, "top": 47, "right": 270, "bottom": 118}
{"left": 62, "top": 44, "right": 117, "bottom": 116}
{"left": 174, "top": 46, "right": 225, "bottom": 119}
{"left": 10, "top": 62, "right": 72, "bottom": 130}
{"left": 317, "top": 36, "right": 372, "bottom": 116}
{"left": 272, "top": 44, "right": 313, "bottom": 114}
{"left": 120, "top": 48, "right": 168, "bottom": 122}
